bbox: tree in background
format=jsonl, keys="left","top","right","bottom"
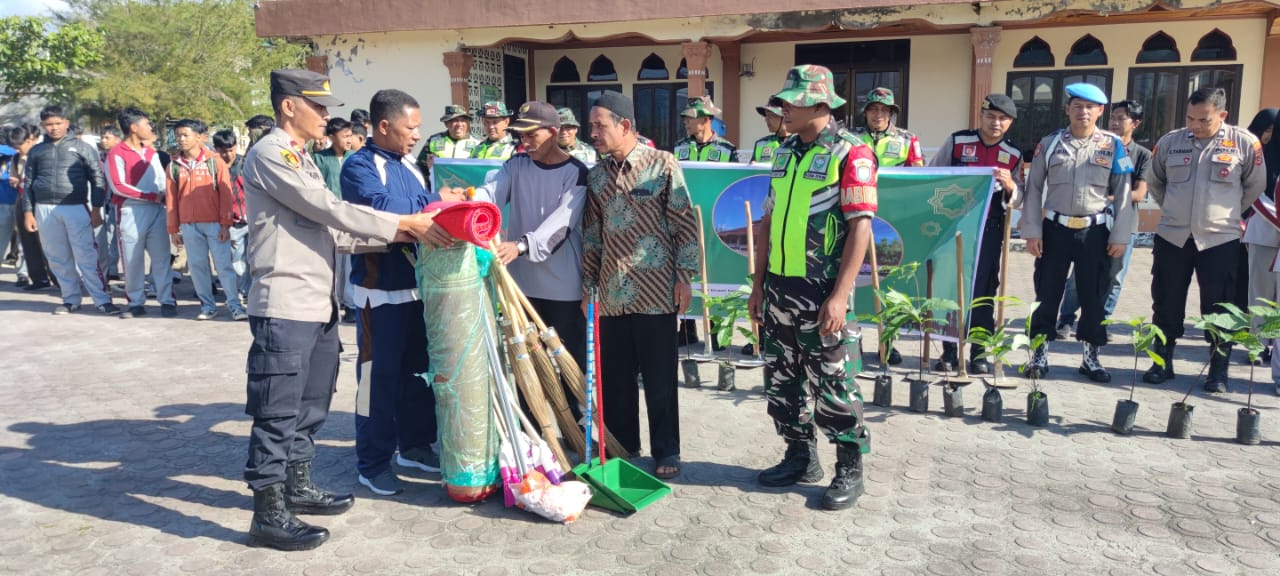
{"left": 61, "top": 0, "right": 308, "bottom": 126}
{"left": 0, "top": 16, "right": 103, "bottom": 104}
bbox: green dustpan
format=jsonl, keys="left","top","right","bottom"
{"left": 572, "top": 457, "right": 671, "bottom": 514}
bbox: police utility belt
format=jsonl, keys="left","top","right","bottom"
{"left": 1046, "top": 209, "right": 1112, "bottom": 230}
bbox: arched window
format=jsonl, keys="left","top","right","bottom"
{"left": 1065, "top": 34, "right": 1107, "bottom": 66}
{"left": 587, "top": 55, "right": 618, "bottom": 82}
{"left": 676, "top": 58, "right": 709, "bottom": 79}
{"left": 550, "top": 56, "right": 580, "bottom": 83}
{"left": 1012, "top": 37, "right": 1055, "bottom": 68}
{"left": 1136, "top": 32, "right": 1180, "bottom": 64}
{"left": 1191, "top": 29, "right": 1236, "bottom": 61}
{"left": 637, "top": 53, "right": 669, "bottom": 81}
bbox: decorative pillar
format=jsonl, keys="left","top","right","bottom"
{"left": 443, "top": 51, "right": 475, "bottom": 108}
{"left": 682, "top": 42, "right": 713, "bottom": 99}
{"left": 716, "top": 41, "right": 742, "bottom": 147}
{"left": 969, "top": 27, "right": 1002, "bottom": 128}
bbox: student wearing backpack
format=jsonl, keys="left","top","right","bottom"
{"left": 166, "top": 119, "right": 245, "bottom": 321}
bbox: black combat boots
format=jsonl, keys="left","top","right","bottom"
{"left": 1203, "top": 345, "right": 1231, "bottom": 393}
{"left": 285, "top": 460, "right": 355, "bottom": 515}
{"left": 1143, "top": 340, "right": 1176, "bottom": 384}
{"left": 758, "top": 438, "right": 823, "bottom": 487}
{"left": 821, "top": 445, "right": 864, "bottom": 511}
{"left": 249, "top": 483, "right": 330, "bottom": 551}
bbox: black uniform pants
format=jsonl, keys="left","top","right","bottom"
{"left": 1030, "top": 219, "right": 1110, "bottom": 346}
{"left": 945, "top": 216, "right": 1006, "bottom": 356}
{"left": 600, "top": 313, "right": 680, "bottom": 461}
{"left": 17, "top": 220, "right": 51, "bottom": 283}
{"left": 530, "top": 297, "right": 587, "bottom": 421}
{"left": 244, "top": 313, "right": 340, "bottom": 490}
{"left": 1151, "top": 236, "right": 1239, "bottom": 345}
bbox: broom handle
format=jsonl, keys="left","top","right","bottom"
{"left": 584, "top": 290, "right": 595, "bottom": 466}
{"left": 746, "top": 201, "right": 760, "bottom": 351}
{"left": 955, "top": 232, "right": 967, "bottom": 375}
{"left": 594, "top": 290, "right": 606, "bottom": 466}
{"left": 868, "top": 231, "right": 884, "bottom": 367}
{"left": 695, "top": 206, "right": 712, "bottom": 354}
{"left": 996, "top": 202, "right": 1012, "bottom": 327}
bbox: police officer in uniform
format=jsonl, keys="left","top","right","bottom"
{"left": 240, "top": 69, "right": 447, "bottom": 551}
{"left": 416, "top": 104, "right": 480, "bottom": 175}
{"left": 751, "top": 99, "right": 790, "bottom": 164}
{"left": 556, "top": 107, "right": 597, "bottom": 163}
{"left": 470, "top": 101, "right": 519, "bottom": 160}
{"left": 748, "top": 65, "right": 876, "bottom": 511}
{"left": 1143, "top": 87, "right": 1267, "bottom": 392}
{"left": 1021, "top": 83, "right": 1135, "bottom": 382}
{"left": 931, "top": 94, "right": 1024, "bottom": 374}
{"left": 674, "top": 96, "right": 738, "bottom": 163}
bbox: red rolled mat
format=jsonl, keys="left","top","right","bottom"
{"left": 422, "top": 201, "right": 503, "bottom": 247}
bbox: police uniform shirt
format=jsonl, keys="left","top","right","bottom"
{"left": 673, "top": 136, "right": 737, "bottom": 163}
{"left": 241, "top": 127, "right": 400, "bottom": 322}
{"left": 1022, "top": 128, "right": 1135, "bottom": 244}
{"left": 1147, "top": 125, "right": 1266, "bottom": 250}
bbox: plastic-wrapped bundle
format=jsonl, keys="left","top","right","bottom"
{"left": 416, "top": 244, "right": 498, "bottom": 502}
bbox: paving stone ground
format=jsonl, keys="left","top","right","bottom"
{"left": 2, "top": 244, "right": 1279, "bottom": 576}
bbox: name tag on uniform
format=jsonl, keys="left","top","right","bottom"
{"left": 886, "top": 140, "right": 903, "bottom": 156}
{"left": 771, "top": 151, "right": 791, "bottom": 177}
{"left": 804, "top": 154, "right": 831, "bottom": 180}
{"left": 1212, "top": 153, "right": 1235, "bottom": 164}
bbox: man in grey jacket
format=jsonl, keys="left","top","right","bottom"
{"left": 21, "top": 105, "right": 118, "bottom": 315}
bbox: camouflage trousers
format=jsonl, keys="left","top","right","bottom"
{"left": 762, "top": 277, "right": 869, "bottom": 451}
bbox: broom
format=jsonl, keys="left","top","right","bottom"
{"left": 490, "top": 261, "right": 631, "bottom": 458}
{"left": 495, "top": 285, "right": 572, "bottom": 473}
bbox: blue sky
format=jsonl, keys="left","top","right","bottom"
{"left": 0, "top": 0, "right": 67, "bottom": 16}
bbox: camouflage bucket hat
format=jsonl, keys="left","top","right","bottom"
{"left": 440, "top": 104, "right": 470, "bottom": 123}
{"left": 861, "top": 87, "right": 900, "bottom": 115}
{"left": 772, "top": 65, "right": 847, "bottom": 109}
{"left": 680, "top": 96, "right": 722, "bottom": 118}
{"left": 556, "top": 107, "right": 580, "bottom": 127}
{"left": 480, "top": 101, "right": 514, "bottom": 118}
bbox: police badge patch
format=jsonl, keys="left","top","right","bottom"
{"left": 280, "top": 149, "right": 302, "bottom": 169}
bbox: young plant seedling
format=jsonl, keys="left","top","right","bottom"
{"left": 1015, "top": 302, "right": 1050, "bottom": 426}
{"left": 967, "top": 295, "right": 1026, "bottom": 390}
{"left": 1102, "top": 316, "right": 1165, "bottom": 434}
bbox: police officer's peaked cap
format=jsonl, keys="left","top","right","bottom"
{"left": 270, "top": 69, "right": 344, "bottom": 107}
{"left": 681, "top": 96, "right": 722, "bottom": 118}
{"left": 1064, "top": 83, "right": 1108, "bottom": 106}
{"left": 440, "top": 105, "right": 470, "bottom": 123}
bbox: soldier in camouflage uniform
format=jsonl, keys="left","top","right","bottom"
{"left": 556, "top": 107, "right": 598, "bottom": 163}
{"left": 470, "top": 101, "right": 520, "bottom": 160}
{"left": 750, "top": 99, "right": 789, "bottom": 164}
{"left": 748, "top": 65, "right": 876, "bottom": 511}
{"left": 673, "top": 96, "right": 738, "bottom": 163}
{"left": 416, "top": 104, "right": 480, "bottom": 175}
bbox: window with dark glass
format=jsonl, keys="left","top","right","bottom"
{"left": 1013, "top": 37, "right": 1055, "bottom": 68}
{"left": 638, "top": 53, "right": 669, "bottom": 81}
{"left": 550, "top": 56, "right": 580, "bottom": 83}
{"left": 1136, "top": 32, "right": 1180, "bottom": 64}
{"left": 587, "top": 55, "right": 618, "bottom": 82}
{"left": 633, "top": 83, "right": 714, "bottom": 151}
{"left": 1065, "top": 35, "right": 1107, "bottom": 67}
{"left": 546, "top": 84, "right": 622, "bottom": 144}
{"left": 794, "top": 39, "right": 910, "bottom": 129}
{"left": 1127, "top": 64, "right": 1242, "bottom": 148}
{"left": 1005, "top": 70, "right": 1112, "bottom": 158}
{"left": 1191, "top": 29, "right": 1237, "bottom": 62}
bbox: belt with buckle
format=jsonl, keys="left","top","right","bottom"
{"left": 1046, "top": 210, "right": 1106, "bottom": 230}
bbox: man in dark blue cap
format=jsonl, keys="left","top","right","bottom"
{"left": 1020, "top": 82, "right": 1135, "bottom": 383}
{"left": 239, "top": 69, "right": 449, "bottom": 551}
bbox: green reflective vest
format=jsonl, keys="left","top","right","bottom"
{"left": 768, "top": 135, "right": 854, "bottom": 279}
{"left": 470, "top": 134, "right": 518, "bottom": 160}
{"left": 673, "top": 136, "right": 736, "bottom": 162}
{"left": 852, "top": 127, "right": 918, "bottom": 167}
{"left": 562, "top": 139, "right": 597, "bottom": 164}
{"left": 752, "top": 134, "right": 783, "bottom": 163}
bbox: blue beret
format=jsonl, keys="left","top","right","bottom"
{"left": 1064, "top": 83, "right": 1107, "bottom": 105}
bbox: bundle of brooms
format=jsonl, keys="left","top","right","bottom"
{"left": 488, "top": 258, "right": 631, "bottom": 467}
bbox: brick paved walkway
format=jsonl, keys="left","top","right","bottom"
{"left": 1, "top": 245, "right": 1278, "bottom": 575}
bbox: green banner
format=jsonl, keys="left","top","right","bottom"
{"left": 433, "top": 160, "right": 995, "bottom": 340}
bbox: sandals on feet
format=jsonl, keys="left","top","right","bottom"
{"left": 654, "top": 456, "right": 681, "bottom": 480}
